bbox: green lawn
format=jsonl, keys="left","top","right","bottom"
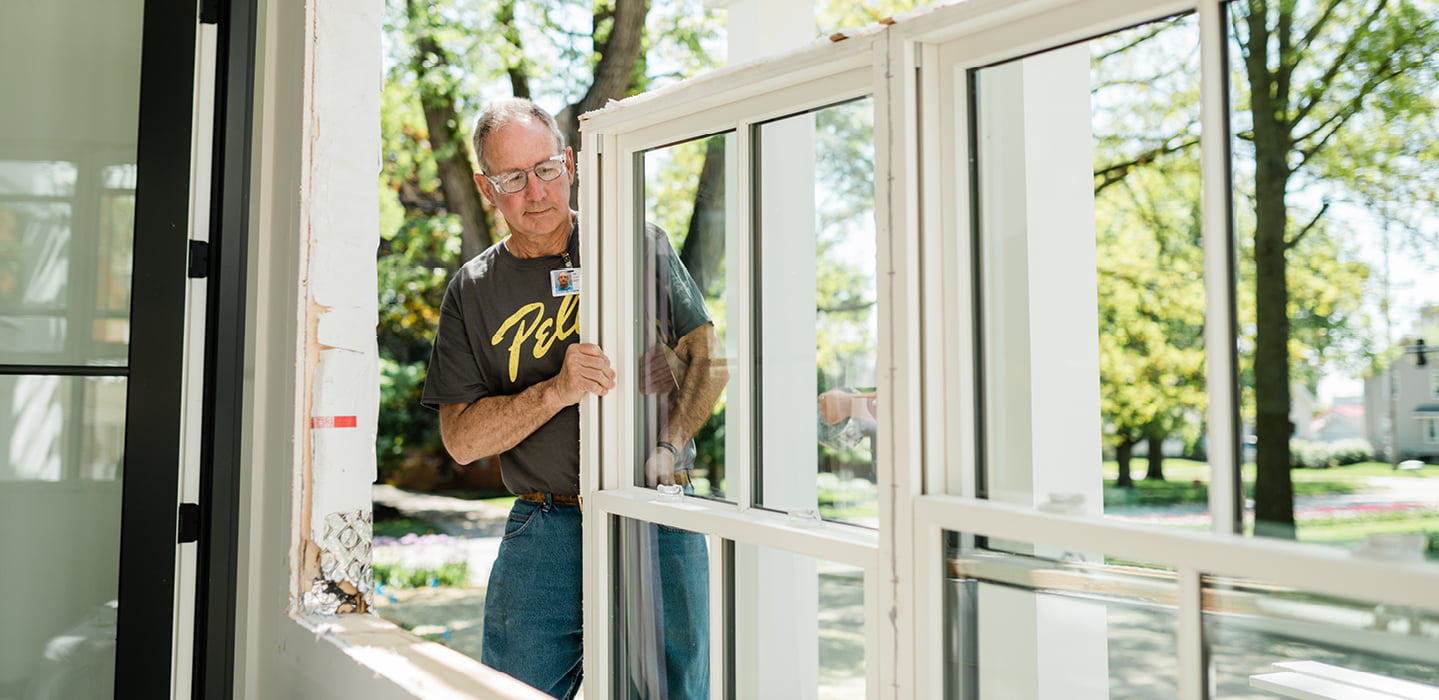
{"left": 1101, "top": 458, "right": 1439, "bottom": 506}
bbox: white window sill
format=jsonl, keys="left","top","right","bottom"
{"left": 288, "top": 613, "right": 553, "bottom": 700}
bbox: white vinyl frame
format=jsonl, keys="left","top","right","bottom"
{"left": 580, "top": 28, "right": 892, "bottom": 700}
{"left": 901, "top": 0, "right": 1439, "bottom": 699}
{"left": 579, "top": 0, "right": 1439, "bottom": 699}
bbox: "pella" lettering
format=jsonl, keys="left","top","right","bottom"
{"left": 491, "top": 294, "right": 579, "bottom": 381}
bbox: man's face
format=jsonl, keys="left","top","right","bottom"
{"left": 476, "top": 117, "right": 574, "bottom": 245}
{"left": 558, "top": 273, "right": 570, "bottom": 288}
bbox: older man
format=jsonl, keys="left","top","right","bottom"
{"left": 422, "top": 98, "right": 723, "bottom": 699}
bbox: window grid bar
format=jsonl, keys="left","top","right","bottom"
{"left": 1177, "top": 566, "right": 1205, "bottom": 700}
{"left": 1198, "top": 0, "right": 1243, "bottom": 536}
{"left": 590, "top": 489, "right": 880, "bottom": 572}
{"left": 916, "top": 496, "right": 1439, "bottom": 613}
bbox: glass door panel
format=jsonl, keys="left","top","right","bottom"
{"left": 0, "top": 0, "right": 194, "bottom": 696}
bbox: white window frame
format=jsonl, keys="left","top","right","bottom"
{"left": 580, "top": 29, "right": 896, "bottom": 700}
{"left": 580, "top": 1, "right": 1439, "bottom": 699}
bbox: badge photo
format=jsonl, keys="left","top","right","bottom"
{"left": 551, "top": 267, "right": 580, "bottom": 296}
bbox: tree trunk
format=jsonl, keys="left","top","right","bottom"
{"left": 1245, "top": 1, "right": 1296, "bottom": 537}
{"left": 409, "top": 0, "right": 495, "bottom": 264}
{"left": 496, "top": 0, "right": 531, "bottom": 100}
{"left": 679, "top": 135, "right": 727, "bottom": 296}
{"left": 558, "top": 0, "right": 649, "bottom": 210}
{"left": 1144, "top": 435, "right": 1166, "bottom": 481}
{"left": 1115, "top": 439, "right": 1136, "bottom": 488}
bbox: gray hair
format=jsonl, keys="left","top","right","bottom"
{"left": 472, "top": 98, "right": 566, "bottom": 174}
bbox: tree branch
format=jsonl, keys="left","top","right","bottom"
{"left": 497, "top": 0, "right": 531, "bottom": 99}
{"left": 1285, "top": 199, "right": 1330, "bottom": 250}
{"left": 1093, "top": 17, "right": 1187, "bottom": 63}
{"left": 1093, "top": 135, "right": 1200, "bottom": 195}
{"left": 818, "top": 300, "right": 877, "bottom": 314}
{"left": 1294, "top": 0, "right": 1345, "bottom": 55}
{"left": 1293, "top": 58, "right": 1403, "bottom": 167}
{"left": 1291, "top": 0, "right": 1389, "bottom": 127}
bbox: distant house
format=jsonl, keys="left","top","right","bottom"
{"left": 1310, "top": 398, "right": 1365, "bottom": 443}
{"left": 1364, "top": 344, "right": 1439, "bottom": 460}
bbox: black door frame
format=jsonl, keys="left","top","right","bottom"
{"left": 192, "top": 0, "right": 257, "bottom": 696}
{"left": 114, "top": 0, "right": 257, "bottom": 696}
{"left": 113, "top": 0, "right": 198, "bottom": 694}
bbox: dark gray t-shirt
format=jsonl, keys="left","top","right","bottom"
{"left": 422, "top": 225, "right": 708, "bottom": 495}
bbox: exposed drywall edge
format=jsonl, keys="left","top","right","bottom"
{"left": 293, "top": 0, "right": 383, "bottom": 617}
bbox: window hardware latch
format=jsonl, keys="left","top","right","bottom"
{"left": 188, "top": 240, "right": 210, "bottom": 278}
{"left": 178, "top": 503, "right": 202, "bottom": 543}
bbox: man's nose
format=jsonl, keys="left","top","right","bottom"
{"left": 523, "top": 172, "right": 547, "bottom": 198}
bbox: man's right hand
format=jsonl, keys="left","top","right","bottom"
{"left": 553, "top": 343, "right": 615, "bottom": 405}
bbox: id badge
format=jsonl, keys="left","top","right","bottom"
{"left": 551, "top": 267, "right": 580, "bottom": 297}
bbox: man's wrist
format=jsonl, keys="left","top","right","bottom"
{"left": 656, "top": 440, "right": 678, "bottom": 457}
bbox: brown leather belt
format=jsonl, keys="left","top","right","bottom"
{"left": 518, "top": 492, "right": 582, "bottom": 508}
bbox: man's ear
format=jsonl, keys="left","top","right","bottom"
{"left": 565, "top": 147, "right": 576, "bottom": 180}
{"left": 474, "top": 172, "right": 496, "bottom": 204}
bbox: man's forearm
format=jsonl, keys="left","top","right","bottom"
{"left": 662, "top": 324, "right": 729, "bottom": 447}
{"left": 439, "top": 380, "right": 564, "bottom": 465}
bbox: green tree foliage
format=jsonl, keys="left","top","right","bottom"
{"left": 1092, "top": 17, "right": 1205, "bottom": 486}
{"left": 1096, "top": 168, "right": 1208, "bottom": 486}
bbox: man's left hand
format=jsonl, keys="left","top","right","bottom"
{"left": 645, "top": 447, "right": 676, "bottom": 488}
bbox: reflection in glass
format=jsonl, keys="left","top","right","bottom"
{"left": 1205, "top": 576, "right": 1439, "bottom": 697}
{"left": 0, "top": 161, "right": 134, "bottom": 365}
{"left": 973, "top": 14, "right": 1204, "bottom": 522}
{"left": 755, "top": 97, "right": 878, "bottom": 526}
{"left": 732, "top": 542, "right": 865, "bottom": 699}
{"left": 0, "top": 375, "right": 126, "bottom": 696}
{"left": 640, "top": 133, "right": 733, "bottom": 500}
{"left": 942, "top": 532, "right": 1179, "bottom": 699}
{"left": 1227, "top": 2, "right": 1439, "bottom": 544}
{"left": 614, "top": 517, "right": 711, "bottom": 699}
{"left": 0, "top": 375, "right": 125, "bottom": 482}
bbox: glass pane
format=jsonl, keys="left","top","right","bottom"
{"left": 942, "top": 532, "right": 1181, "bottom": 699}
{"left": 732, "top": 542, "right": 865, "bottom": 699}
{"left": 0, "top": 0, "right": 142, "bottom": 694}
{"left": 613, "top": 516, "right": 712, "bottom": 699}
{"left": 1227, "top": 2, "right": 1439, "bottom": 546}
{"left": 972, "top": 14, "right": 1205, "bottom": 525}
{"left": 638, "top": 133, "right": 734, "bottom": 500}
{"left": 755, "top": 97, "right": 878, "bottom": 527}
{"left": 0, "top": 162, "right": 136, "bottom": 365}
{"left": 0, "top": 375, "right": 127, "bottom": 694}
{"left": 1205, "top": 576, "right": 1439, "bottom": 698}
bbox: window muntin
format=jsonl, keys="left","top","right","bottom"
{"left": 754, "top": 96, "right": 879, "bottom": 527}
{"left": 971, "top": 14, "right": 1206, "bottom": 526}
{"left": 637, "top": 133, "right": 735, "bottom": 500}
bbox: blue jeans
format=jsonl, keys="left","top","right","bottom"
{"left": 483, "top": 498, "right": 710, "bottom": 700}
{"left": 482, "top": 499, "right": 584, "bottom": 699}
{"left": 652, "top": 524, "right": 709, "bottom": 700}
